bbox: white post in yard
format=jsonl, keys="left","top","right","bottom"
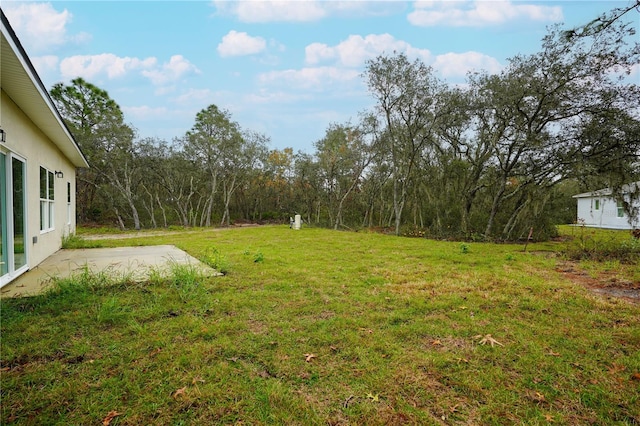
{"left": 293, "top": 214, "right": 301, "bottom": 230}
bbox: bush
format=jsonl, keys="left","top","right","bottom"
{"left": 563, "top": 226, "right": 640, "bottom": 263}
{"left": 200, "top": 246, "right": 230, "bottom": 275}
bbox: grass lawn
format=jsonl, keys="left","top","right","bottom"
{"left": 1, "top": 226, "right": 639, "bottom": 425}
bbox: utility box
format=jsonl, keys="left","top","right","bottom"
{"left": 293, "top": 214, "right": 301, "bottom": 230}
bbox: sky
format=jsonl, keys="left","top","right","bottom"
{"left": 2, "top": 0, "right": 638, "bottom": 153}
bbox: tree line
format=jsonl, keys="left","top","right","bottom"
{"left": 51, "top": 7, "right": 639, "bottom": 240}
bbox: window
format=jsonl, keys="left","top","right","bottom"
{"left": 67, "top": 182, "right": 71, "bottom": 225}
{"left": 594, "top": 199, "right": 600, "bottom": 210}
{"left": 617, "top": 201, "right": 625, "bottom": 218}
{"left": 40, "top": 166, "right": 55, "bottom": 231}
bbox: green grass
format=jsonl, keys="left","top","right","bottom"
{"left": 62, "top": 233, "right": 104, "bottom": 249}
{"left": 2, "top": 226, "right": 639, "bottom": 425}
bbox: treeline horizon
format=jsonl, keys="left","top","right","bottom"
{"left": 51, "top": 6, "right": 639, "bottom": 240}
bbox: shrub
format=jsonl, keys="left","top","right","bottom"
{"left": 563, "top": 226, "right": 640, "bottom": 263}
{"left": 200, "top": 246, "right": 230, "bottom": 275}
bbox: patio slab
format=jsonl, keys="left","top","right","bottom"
{"left": 1, "top": 245, "right": 220, "bottom": 299}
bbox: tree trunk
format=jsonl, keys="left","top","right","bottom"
{"left": 156, "top": 194, "right": 168, "bottom": 228}
{"left": 484, "top": 180, "right": 506, "bottom": 239}
{"left": 114, "top": 207, "right": 126, "bottom": 231}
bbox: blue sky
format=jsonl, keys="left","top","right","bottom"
{"left": 3, "top": 1, "right": 637, "bottom": 153}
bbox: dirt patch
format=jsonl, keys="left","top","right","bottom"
{"left": 555, "top": 261, "right": 640, "bottom": 304}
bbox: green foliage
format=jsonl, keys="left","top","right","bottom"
{"left": 52, "top": 4, "right": 639, "bottom": 239}
{"left": 243, "top": 248, "right": 265, "bottom": 263}
{"left": 96, "top": 296, "right": 130, "bottom": 325}
{"left": 401, "top": 226, "right": 427, "bottom": 238}
{"left": 51, "top": 265, "right": 116, "bottom": 293}
{"left": 199, "top": 246, "right": 230, "bottom": 274}
{"left": 563, "top": 225, "right": 640, "bottom": 263}
{"left": 61, "top": 233, "right": 103, "bottom": 249}
{"left": 167, "top": 263, "right": 206, "bottom": 302}
{"left": 459, "top": 243, "right": 470, "bottom": 254}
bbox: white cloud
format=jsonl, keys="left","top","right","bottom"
{"left": 172, "top": 88, "right": 215, "bottom": 105}
{"left": 31, "top": 55, "right": 60, "bottom": 74}
{"left": 306, "top": 34, "right": 431, "bottom": 67}
{"left": 302, "top": 33, "right": 501, "bottom": 81}
{"left": 58, "top": 53, "right": 198, "bottom": 85}
{"left": 258, "top": 67, "right": 361, "bottom": 90}
{"left": 408, "top": 0, "right": 563, "bottom": 27}
{"left": 123, "top": 105, "right": 169, "bottom": 120}
{"left": 60, "top": 54, "right": 156, "bottom": 80}
{"left": 433, "top": 51, "right": 502, "bottom": 77}
{"left": 245, "top": 89, "right": 313, "bottom": 105}
{"left": 213, "top": 0, "right": 402, "bottom": 23}
{"left": 141, "top": 55, "right": 201, "bottom": 85}
{"left": 2, "top": 3, "right": 90, "bottom": 52}
{"left": 214, "top": 0, "right": 327, "bottom": 23}
{"left": 217, "top": 31, "right": 267, "bottom": 57}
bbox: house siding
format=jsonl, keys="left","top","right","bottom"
{"left": 1, "top": 89, "right": 77, "bottom": 268}
{"left": 575, "top": 192, "right": 639, "bottom": 230}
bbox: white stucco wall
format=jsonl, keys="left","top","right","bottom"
{"left": 1, "top": 89, "right": 78, "bottom": 268}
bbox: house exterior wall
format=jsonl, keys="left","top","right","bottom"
{"left": 1, "top": 89, "right": 78, "bottom": 268}
{"left": 576, "top": 194, "right": 638, "bottom": 230}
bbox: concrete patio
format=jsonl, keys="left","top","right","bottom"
{"left": 1, "top": 245, "right": 220, "bottom": 298}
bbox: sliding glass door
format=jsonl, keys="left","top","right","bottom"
{"left": 1, "top": 152, "right": 28, "bottom": 287}
{"left": 0, "top": 153, "right": 7, "bottom": 278}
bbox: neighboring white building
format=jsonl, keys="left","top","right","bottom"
{"left": 573, "top": 182, "right": 639, "bottom": 230}
{"left": 1, "top": 10, "right": 89, "bottom": 287}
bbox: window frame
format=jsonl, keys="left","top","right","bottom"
{"left": 67, "top": 181, "right": 72, "bottom": 226}
{"left": 39, "top": 166, "right": 55, "bottom": 233}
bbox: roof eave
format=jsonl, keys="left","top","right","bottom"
{"left": 1, "top": 9, "right": 89, "bottom": 169}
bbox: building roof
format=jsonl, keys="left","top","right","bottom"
{"left": 1, "top": 9, "right": 88, "bottom": 168}
{"left": 573, "top": 182, "right": 640, "bottom": 199}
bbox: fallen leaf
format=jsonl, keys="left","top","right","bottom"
{"left": 544, "top": 413, "right": 554, "bottom": 422}
{"left": 102, "top": 410, "right": 122, "bottom": 426}
{"left": 631, "top": 373, "right": 640, "bottom": 381}
{"left": 172, "top": 387, "right": 187, "bottom": 399}
{"left": 474, "top": 334, "right": 504, "bottom": 347}
{"left": 304, "top": 353, "right": 316, "bottom": 362}
{"left": 192, "top": 376, "right": 205, "bottom": 384}
{"left": 0, "top": 366, "right": 10, "bottom": 372}
{"left": 431, "top": 340, "right": 443, "bottom": 346}
{"left": 366, "top": 392, "right": 379, "bottom": 402}
{"left": 608, "top": 363, "right": 626, "bottom": 374}
{"left": 226, "top": 357, "right": 239, "bottom": 363}
{"left": 546, "top": 350, "right": 560, "bottom": 356}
